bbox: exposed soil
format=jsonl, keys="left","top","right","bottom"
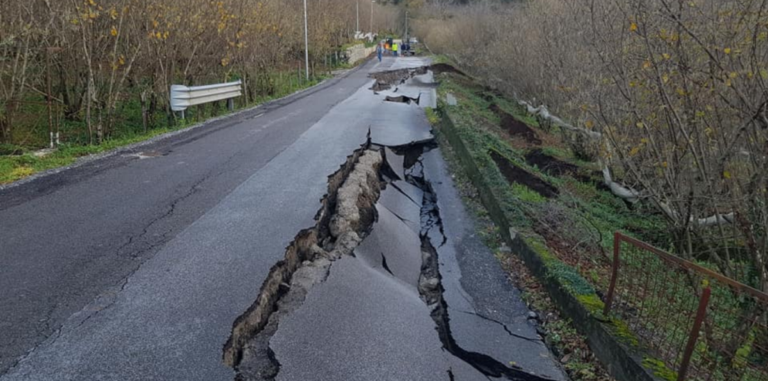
{"left": 224, "top": 145, "right": 383, "bottom": 373}
{"left": 369, "top": 63, "right": 465, "bottom": 92}
{"left": 480, "top": 86, "right": 505, "bottom": 102}
{"left": 525, "top": 149, "right": 613, "bottom": 194}
{"left": 524, "top": 149, "right": 579, "bottom": 177}
{"left": 428, "top": 63, "right": 467, "bottom": 76}
{"left": 370, "top": 81, "right": 392, "bottom": 92}
{"left": 489, "top": 151, "right": 559, "bottom": 199}
{"left": 489, "top": 104, "right": 542, "bottom": 145}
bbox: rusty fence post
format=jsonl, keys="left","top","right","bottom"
{"left": 677, "top": 286, "right": 711, "bottom": 381}
{"left": 604, "top": 231, "right": 622, "bottom": 315}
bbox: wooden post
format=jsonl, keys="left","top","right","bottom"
{"left": 604, "top": 231, "right": 622, "bottom": 315}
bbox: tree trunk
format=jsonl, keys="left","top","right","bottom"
{"left": 0, "top": 102, "right": 12, "bottom": 144}
{"left": 141, "top": 90, "right": 149, "bottom": 133}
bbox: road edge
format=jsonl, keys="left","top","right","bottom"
{"left": 436, "top": 109, "right": 662, "bottom": 381}
{"left": 0, "top": 61, "right": 372, "bottom": 193}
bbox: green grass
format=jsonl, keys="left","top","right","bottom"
{"left": 434, "top": 69, "right": 669, "bottom": 261}
{"left": 432, "top": 58, "right": 765, "bottom": 381}
{"left": 425, "top": 107, "right": 440, "bottom": 125}
{"left": 431, "top": 54, "right": 454, "bottom": 65}
{"left": 511, "top": 183, "right": 547, "bottom": 203}
{"left": 434, "top": 64, "right": 667, "bottom": 339}
{"left": 0, "top": 70, "right": 330, "bottom": 185}
{"left": 0, "top": 126, "right": 181, "bottom": 184}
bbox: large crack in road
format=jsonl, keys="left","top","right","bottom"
{"left": 224, "top": 65, "right": 564, "bottom": 381}
{"left": 226, "top": 138, "right": 558, "bottom": 380}
{"left": 223, "top": 141, "right": 382, "bottom": 373}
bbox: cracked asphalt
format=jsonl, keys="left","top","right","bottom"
{"left": 0, "top": 56, "right": 564, "bottom": 381}
{"left": 0, "top": 58, "right": 388, "bottom": 378}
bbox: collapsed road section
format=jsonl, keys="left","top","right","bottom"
{"left": 368, "top": 64, "right": 457, "bottom": 109}
{"left": 224, "top": 145, "right": 565, "bottom": 380}
{"left": 224, "top": 64, "right": 565, "bottom": 381}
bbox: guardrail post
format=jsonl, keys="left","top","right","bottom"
{"left": 227, "top": 98, "right": 234, "bottom": 112}
{"left": 677, "top": 286, "right": 711, "bottom": 381}
{"left": 604, "top": 231, "right": 622, "bottom": 315}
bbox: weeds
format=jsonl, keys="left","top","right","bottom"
{"left": 0, "top": 71, "right": 329, "bottom": 185}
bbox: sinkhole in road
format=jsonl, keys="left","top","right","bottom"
{"left": 224, "top": 136, "right": 555, "bottom": 381}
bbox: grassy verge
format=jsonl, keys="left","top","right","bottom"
{"left": 0, "top": 73, "right": 329, "bottom": 185}
{"left": 426, "top": 63, "right": 678, "bottom": 380}
{"left": 431, "top": 59, "right": 768, "bottom": 381}
{"left": 431, "top": 119, "right": 614, "bottom": 381}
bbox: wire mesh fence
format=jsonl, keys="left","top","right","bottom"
{"left": 604, "top": 232, "right": 768, "bottom": 381}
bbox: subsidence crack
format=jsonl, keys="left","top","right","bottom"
{"left": 411, "top": 158, "right": 554, "bottom": 381}
{"left": 223, "top": 140, "right": 385, "bottom": 380}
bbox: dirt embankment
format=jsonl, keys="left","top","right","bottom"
{"left": 490, "top": 151, "right": 559, "bottom": 199}
{"left": 489, "top": 104, "right": 542, "bottom": 145}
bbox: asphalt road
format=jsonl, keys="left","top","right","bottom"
{"left": 0, "top": 56, "right": 564, "bottom": 381}
{"left": 0, "top": 58, "right": 391, "bottom": 378}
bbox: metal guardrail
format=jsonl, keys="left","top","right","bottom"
{"left": 170, "top": 80, "right": 242, "bottom": 118}
{"left": 604, "top": 232, "right": 768, "bottom": 381}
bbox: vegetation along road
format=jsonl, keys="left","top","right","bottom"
{"left": 3, "top": 1, "right": 768, "bottom": 381}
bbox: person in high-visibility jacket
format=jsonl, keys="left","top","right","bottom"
{"left": 392, "top": 43, "right": 399, "bottom": 57}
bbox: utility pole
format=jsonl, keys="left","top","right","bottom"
{"left": 304, "top": 0, "right": 309, "bottom": 80}
{"left": 356, "top": 0, "right": 359, "bottom": 33}
{"left": 370, "top": 1, "right": 374, "bottom": 36}
{"left": 405, "top": 11, "right": 409, "bottom": 42}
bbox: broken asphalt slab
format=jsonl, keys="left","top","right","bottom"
{"left": 377, "top": 183, "right": 423, "bottom": 233}
{"left": 1, "top": 56, "right": 565, "bottom": 381}
{"left": 241, "top": 144, "right": 564, "bottom": 381}
{"left": 421, "top": 149, "right": 566, "bottom": 380}
{"left": 356, "top": 203, "right": 423, "bottom": 289}
{"left": 0, "top": 58, "right": 428, "bottom": 381}
{"left": 270, "top": 256, "right": 472, "bottom": 381}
